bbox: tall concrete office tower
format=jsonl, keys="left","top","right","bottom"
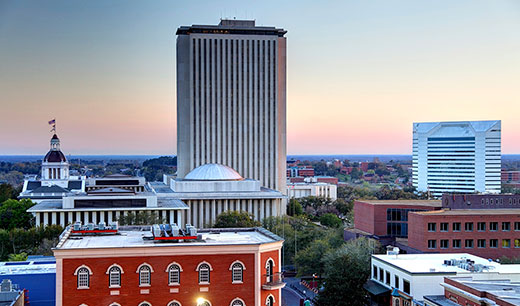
{"left": 412, "top": 120, "right": 501, "bottom": 197}
{"left": 176, "top": 20, "right": 287, "bottom": 193}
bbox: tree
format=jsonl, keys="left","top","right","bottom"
{"left": 350, "top": 167, "right": 363, "bottom": 180}
{"left": 0, "top": 199, "right": 35, "bottom": 230}
{"left": 0, "top": 183, "right": 18, "bottom": 203}
{"left": 314, "top": 238, "right": 380, "bottom": 306}
{"left": 8, "top": 252, "right": 27, "bottom": 262}
{"left": 333, "top": 198, "right": 353, "bottom": 216}
{"left": 294, "top": 239, "right": 331, "bottom": 277}
{"left": 287, "top": 198, "right": 303, "bottom": 216}
{"left": 319, "top": 213, "right": 342, "bottom": 228}
{"left": 214, "top": 211, "right": 261, "bottom": 228}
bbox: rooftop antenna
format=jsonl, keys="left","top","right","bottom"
{"left": 48, "top": 118, "right": 56, "bottom": 134}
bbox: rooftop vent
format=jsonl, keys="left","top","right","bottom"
{"left": 148, "top": 223, "right": 200, "bottom": 242}
{"left": 71, "top": 221, "right": 119, "bottom": 235}
{"left": 0, "top": 279, "right": 12, "bottom": 292}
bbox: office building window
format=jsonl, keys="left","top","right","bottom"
{"left": 379, "top": 268, "right": 384, "bottom": 282}
{"left": 453, "top": 223, "right": 461, "bottom": 232}
{"left": 385, "top": 271, "right": 390, "bottom": 285}
{"left": 490, "top": 239, "right": 498, "bottom": 248}
{"left": 440, "top": 240, "right": 449, "bottom": 249}
{"left": 503, "top": 239, "right": 511, "bottom": 248}
{"left": 395, "top": 275, "right": 399, "bottom": 289}
{"left": 465, "top": 239, "right": 474, "bottom": 248}
{"left": 428, "top": 223, "right": 436, "bottom": 232}
{"left": 490, "top": 222, "right": 498, "bottom": 231}
{"left": 465, "top": 222, "right": 473, "bottom": 231}
{"left": 428, "top": 240, "right": 436, "bottom": 249}
{"left": 373, "top": 265, "right": 377, "bottom": 278}
{"left": 477, "top": 222, "right": 486, "bottom": 231}
{"left": 503, "top": 222, "right": 511, "bottom": 231}
{"left": 515, "top": 222, "right": 520, "bottom": 231}
{"left": 515, "top": 239, "right": 520, "bottom": 248}
{"left": 403, "top": 280, "right": 410, "bottom": 294}
{"left": 440, "top": 223, "right": 449, "bottom": 232}
{"left": 477, "top": 239, "right": 486, "bottom": 248}
{"left": 453, "top": 239, "right": 461, "bottom": 248}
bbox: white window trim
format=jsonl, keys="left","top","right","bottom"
{"left": 106, "top": 264, "right": 124, "bottom": 289}
{"left": 138, "top": 301, "right": 152, "bottom": 306}
{"left": 230, "top": 260, "right": 246, "bottom": 284}
{"left": 166, "top": 262, "right": 183, "bottom": 286}
{"left": 265, "top": 294, "right": 276, "bottom": 306}
{"left": 196, "top": 261, "right": 213, "bottom": 285}
{"left": 109, "top": 303, "right": 122, "bottom": 306}
{"left": 136, "top": 263, "right": 154, "bottom": 287}
{"left": 74, "top": 265, "right": 93, "bottom": 289}
{"left": 265, "top": 258, "right": 276, "bottom": 268}
{"left": 230, "top": 297, "right": 246, "bottom": 306}
{"left": 167, "top": 300, "right": 182, "bottom": 306}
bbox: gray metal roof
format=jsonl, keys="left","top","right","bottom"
{"left": 184, "top": 163, "right": 243, "bottom": 181}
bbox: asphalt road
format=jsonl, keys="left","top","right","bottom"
{"left": 282, "top": 286, "right": 303, "bottom": 306}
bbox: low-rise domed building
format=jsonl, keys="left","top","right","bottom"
{"left": 155, "top": 163, "right": 285, "bottom": 228}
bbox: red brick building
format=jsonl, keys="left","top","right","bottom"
{"left": 408, "top": 209, "right": 520, "bottom": 259}
{"left": 54, "top": 227, "right": 284, "bottom": 306}
{"left": 287, "top": 166, "right": 314, "bottom": 178}
{"left": 502, "top": 170, "right": 520, "bottom": 182}
{"left": 353, "top": 200, "right": 441, "bottom": 238}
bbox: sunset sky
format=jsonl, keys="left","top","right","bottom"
{"left": 1, "top": 0, "right": 519, "bottom": 155}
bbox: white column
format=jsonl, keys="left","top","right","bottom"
{"left": 92, "top": 211, "right": 97, "bottom": 224}
{"left": 35, "top": 213, "right": 41, "bottom": 227}
{"left": 68, "top": 212, "right": 73, "bottom": 224}
{"left": 169, "top": 210, "right": 174, "bottom": 224}
{"left": 99, "top": 211, "right": 105, "bottom": 223}
{"left": 59, "top": 212, "right": 65, "bottom": 227}
{"left": 193, "top": 202, "right": 198, "bottom": 227}
{"left": 51, "top": 212, "right": 57, "bottom": 225}
{"left": 108, "top": 211, "right": 113, "bottom": 223}
{"left": 199, "top": 200, "right": 204, "bottom": 228}
{"left": 260, "top": 200, "right": 265, "bottom": 221}
{"left": 187, "top": 201, "right": 192, "bottom": 225}
{"left": 211, "top": 200, "right": 216, "bottom": 226}
{"left": 76, "top": 211, "right": 81, "bottom": 223}
{"left": 83, "top": 211, "right": 89, "bottom": 224}
{"left": 43, "top": 213, "right": 49, "bottom": 226}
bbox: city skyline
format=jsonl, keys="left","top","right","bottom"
{"left": 1, "top": 0, "right": 519, "bottom": 155}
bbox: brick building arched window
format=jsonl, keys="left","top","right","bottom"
{"left": 168, "top": 301, "right": 181, "bottom": 306}
{"left": 229, "top": 260, "right": 246, "bottom": 283}
{"left": 105, "top": 264, "right": 124, "bottom": 288}
{"left": 230, "top": 297, "right": 246, "bottom": 306}
{"left": 74, "top": 265, "right": 93, "bottom": 289}
{"left": 196, "top": 261, "right": 213, "bottom": 284}
{"left": 265, "top": 294, "right": 275, "bottom": 306}
{"left": 138, "top": 302, "right": 151, "bottom": 306}
{"left": 136, "top": 263, "right": 154, "bottom": 287}
{"left": 165, "top": 262, "right": 183, "bottom": 285}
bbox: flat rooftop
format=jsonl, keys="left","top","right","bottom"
{"left": 356, "top": 200, "right": 442, "bottom": 207}
{"left": 446, "top": 277, "right": 520, "bottom": 305}
{"left": 56, "top": 227, "right": 283, "bottom": 250}
{"left": 0, "top": 260, "right": 56, "bottom": 275}
{"left": 372, "top": 253, "right": 520, "bottom": 275}
{"left": 413, "top": 209, "right": 520, "bottom": 216}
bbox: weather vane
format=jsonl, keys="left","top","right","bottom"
{"left": 48, "top": 118, "right": 56, "bottom": 133}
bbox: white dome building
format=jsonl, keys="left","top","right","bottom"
{"left": 156, "top": 163, "right": 285, "bottom": 228}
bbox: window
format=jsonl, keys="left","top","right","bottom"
{"left": 452, "top": 223, "right": 461, "bottom": 232}
{"left": 465, "top": 222, "right": 473, "bottom": 232}
{"left": 385, "top": 271, "right": 390, "bottom": 285}
{"left": 515, "top": 239, "right": 520, "bottom": 248}
{"left": 394, "top": 275, "right": 399, "bottom": 289}
{"left": 490, "top": 239, "right": 498, "bottom": 248}
{"left": 379, "top": 267, "right": 384, "bottom": 282}
{"left": 440, "top": 240, "right": 449, "bottom": 249}
{"left": 428, "top": 223, "right": 436, "bottom": 232}
{"left": 440, "top": 223, "right": 449, "bottom": 232}
{"left": 503, "top": 239, "right": 511, "bottom": 248}
{"left": 231, "top": 262, "right": 245, "bottom": 283}
{"left": 230, "top": 298, "right": 245, "bottom": 306}
{"left": 373, "top": 265, "right": 377, "bottom": 278}
{"left": 74, "top": 265, "right": 92, "bottom": 289}
{"left": 428, "top": 240, "right": 436, "bottom": 249}
{"left": 515, "top": 222, "right": 520, "bottom": 231}
{"left": 106, "top": 265, "right": 122, "bottom": 288}
{"left": 453, "top": 239, "right": 461, "bottom": 248}
{"left": 478, "top": 239, "right": 486, "bottom": 248}
{"left": 393, "top": 298, "right": 400, "bottom": 306}
{"left": 198, "top": 262, "right": 212, "bottom": 284}
{"left": 167, "top": 263, "right": 182, "bottom": 285}
{"left": 403, "top": 280, "right": 410, "bottom": 294}
{"left": 503, "top": 222, "right": 511, "bottom": 231}
{"left": 266, "top": 295, "right": 275, "bottom": 306}
{"left": 138, "top": 303, "right": 151, "bottom": 306}
{"left": 477, "top": 222, "right": 486, "bottom": 231}
{"left": 490, "top": 222, "right": 498, "bottom": 231}
{"left": 137, "top": 264, "right": 153, "bottom": 286}
{"left": 465, "top": 239, "right": 474, "bottom": 248}
{"left": 168, "top": 301, "right": 181, "bottom": 306}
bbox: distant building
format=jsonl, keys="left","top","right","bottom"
{"left": 367, "top": 252, "right": 520, "bottom": 306}
{"left": 19, "top": 134, "right": 85, "bottom": 202}
{"left": 286, "top": 180, "right": 337, "bottom": 200}
{"left": 0, "top": 258, "right": 55, "bottom": 306}
{"left": 287, "top": 166, "right": 314, "bottom": 178}
{"left": 176, "top": 19, "right": 287, "bottom": 194}
{"left": 425, "top": 275, "right": 520, "bottom": 306}
{"left": 352, "top": 200, "right": 441, "bottom": 238}
{"left": 412, "top": 120, "right": 501, "bottom": 197}
{"left": 360, "top": 162, "right": 370, "bottom": 172}
{"left": 160, "top": 163, "right": 285, "bottom": 228}
{"left": 54, "top": 226, "right": 284, "bottom": 306}
{"left": 502, "top": 170, "right": 520, "bottom": 183}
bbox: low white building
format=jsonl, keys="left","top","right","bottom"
{"left": 286, "top": 180, "right": 337, "bottom": 200}
{"left": 368, "top": 252, "right": 520, "bottom": 306}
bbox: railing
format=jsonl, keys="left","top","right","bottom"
{"left": 262, "top": 272, "right": 285, "bottom": 290}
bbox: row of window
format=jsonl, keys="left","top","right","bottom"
{"left": 78, "top": 295, "right": 276, "bottom": 306}
{"left": 76, "top": 259, "right": 271, "bottom": 289}
{"left": 372, "top": 265, "right": 410, "bottom": 294}
{"left": 427, "top": 239, "right": 520, "bottom": 249}
{"left": 480, "top": 198, "right": 520, "bottom": 205}
{"left": 428, "top": 221, "right": 520, "bottom": 232}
